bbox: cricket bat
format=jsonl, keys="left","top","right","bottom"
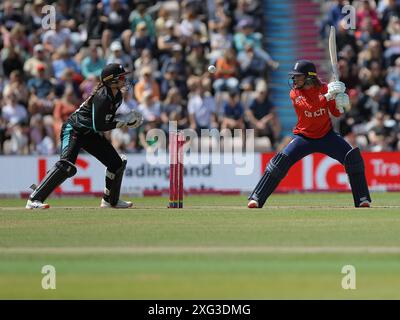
{"left": 328, "top": 26, "right": 339, "bottom": 81}
{"left": 328, "top": 25, "right": 347, "bottom": 113}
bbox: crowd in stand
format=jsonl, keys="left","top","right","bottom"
{"left": 0, "top": 0, "right": 399, "bottom": 155}
{"left": 321, "top": 0, "right": 400, "bottom": 152}
{"left": 0, "top": 0, "right": 281, "bottom": 155}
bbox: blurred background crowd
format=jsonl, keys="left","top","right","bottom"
{"left": 322, "top": 0, "right": 400, "bottom": 152}
{"left": 0, "top": 0, "right": 399, "bottom": 155}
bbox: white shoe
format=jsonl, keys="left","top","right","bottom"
{"left": 359, "top": 200, "right": 371, "bottom": 208}
{"left": 100, "top": 198, "right": 133, "bottom": 209}
{"left": 26, "top": 199, "right": 50, "bottom": 209}
{"left": 247, "top": 199, "right": 259, "bottom": 208}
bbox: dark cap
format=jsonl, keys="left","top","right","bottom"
{"left": 288, "top": 60, "right": 317, "bottom": 77}
{"left": 101, "top": 63, "right": 130, "bottom": 84}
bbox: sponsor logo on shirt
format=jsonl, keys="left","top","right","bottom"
{"left": 304, "top": 108, "right": 326, "bottom": 118}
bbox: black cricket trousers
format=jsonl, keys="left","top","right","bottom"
{"left": 60, "top": 122, "right": 122, "bottom": 172}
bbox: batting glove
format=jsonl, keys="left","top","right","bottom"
{"left": 335, "top": 93, "right": 349, "bottom": 114}
{"left": 325, "top": 81, "right": 346, "bottom": 101}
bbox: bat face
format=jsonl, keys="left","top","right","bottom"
{"left": 329, "top": 26, "right": 339, "bottom": 81}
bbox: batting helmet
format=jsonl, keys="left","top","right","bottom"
{"left": 101, "top": 63, "right": 131, "bottom": 85}
{"left": 288, "top": 60, "right": 317, "bottom": 78}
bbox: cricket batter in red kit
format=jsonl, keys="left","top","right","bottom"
{"left": 248, "top": 60, "right": 371, "bottom": 208}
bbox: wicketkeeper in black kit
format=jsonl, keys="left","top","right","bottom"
{"left": 26, "top": 64, "right": 143, "bottom": 209}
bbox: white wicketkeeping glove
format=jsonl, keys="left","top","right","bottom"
{"left": 115, "top": 110, "right": 144, "bottom": 128}
{"left": 325, "top": 81, "right": 346, "bottom": 101}
{"left": 335, "top": 93, "right": 349, "bottom": 114}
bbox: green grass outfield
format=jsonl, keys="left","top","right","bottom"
{"left": 0, "top": 192, "right": 400, "bottom": 299}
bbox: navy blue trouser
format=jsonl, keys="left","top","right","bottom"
{"left": 282, "top": 130, "right": 352, "bottom": 164}
{"left": 249, "top": 130, "right": 371, "bottom": 208}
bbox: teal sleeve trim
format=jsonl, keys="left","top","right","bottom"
{"left": 92, "top": 103, "right": 97, "bottom": 132}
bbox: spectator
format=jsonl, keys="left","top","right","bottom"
{"left": 246, "top": 81, "right": 280, "bottom": 147}
{"left": 29, "top": 114, "right": 55, "bottom": 155}
{"left": 3, "top": 123, "right": 29, "bottom": 155}
{"left": 367, "top": 111, "right": 392, "bottom": 151}
{"left": 240, "top": 79, "right": 256, "bottom": 111}
{"left": 187, "top": 76, "right": 218, "bottom": 132}
{"left": 339, "top": 88, "right": 370, "bottom": 143}
{"left": 161, "top": 44, "right": 187, "bottom": 82}
{"left": 106, "top": 41, "right": 133, "bottom": 72}
{"left": 100, "top": 0, "right": 129, "bottom": 54}
{"left": 27, "top": 64, "right": 55, "bottom": 115}
{"left": 2, "top": 44, "right": 24, "bottom": 78}
{"left": 1, "top": 92, "right": 28, "bottom": 125}
{"left": 209, "top": 24, "right": 233, "bottom": 63}
{"left": 386, "top": 57, "right": 400, "bottom": 115}
{"left": 359, "top": 60, "right": 387, "bottom": 88}
{"left": 42, "top": 16, "right": 73, "bottom": 54}
{"left": 154, "top": 4, "right": 171, "bottom": 35}
{"left": 128, "top": 22, "right": 155, "bottom": 61}
{"left": 237, "top": 42, "right": 266, "bottom": 87}
{"left": 179, "top": 8, "right": 208, "bottom": 46}
{"left": 80, "top": 74, "right": 99, "bottom": 101}
{"left": 81, "top": 45, "right": 106, "bottom": 79}
{"left": 221, "top": 89, "right": 245, "bottom": 130}
{"left": 356, "top": 0, "right": 382, "bottom": 35}
{"left": 381, "top": 0, "right": 400, "bottom": 31}
{"left": 111, "top": 125, "right": 135, "bottom": 153}
{"left": 157, "top": 19, "right": 180, "bottom": 62}
{"left": 52, "top": 46, "right": 81, "bottom": 80}
{"left": 336, "top": 19, "right": 358, "bottom": 54}
{"left": 138, "top": 90, "right": 161, "bottom": 125}
{"left": 160, "top": 64, "right": 187, "bottom": 100}
{"left": 134, "top": 48, "right": 159, "bottom": 80}
{"left": 85, "top": 0, "right": 105, "bottom": 42}
{"left": 233, "top": 19, "right": 279, "bottom": 69}
{"left": 208, "top": 0, "right": 232, "bottom": 33}
{"left": 3, "top": 70, "right": 29, "bottom": 106}
{"left": 213, "top": 48, "right": 240, "bottom": 93}
{"left": 161, "top": 87, "right": 188, "bottom": 132}
{"left": 355, "top": 15, "right": 382, "bottom": 46}
{"left": 0, "top": 1, "right": 23, "bottom": 32}
{"left": 383, "top": 16, "right": 400, "bottom": 67}
{"left": 128, "top": 1, "right": 156, "bottom": 41}
{"left": 53, "top": 85, "right": 79, "bottom": 142}
{"left": 5, "top": 23, "right": 30, "bottom": 58}
{"left": 137, "top": 90, "right": 162, "bottom": 150}
{"left": 55, "top": 68, "right": 82, "bottom": 99}
{"left": 24, "top": 0, "right": 46, "bottom": 35}
{"left": 186, "top": 42, "right": 208, "bottom": 77}
{"left": 134, "top": 66, "right": 161, "bottom": 103}
{"left": 24, "top": 44, "right": 53, "bottom": 79}
{"left": 358, "top": 39, "right": 383, "bottom": 68}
